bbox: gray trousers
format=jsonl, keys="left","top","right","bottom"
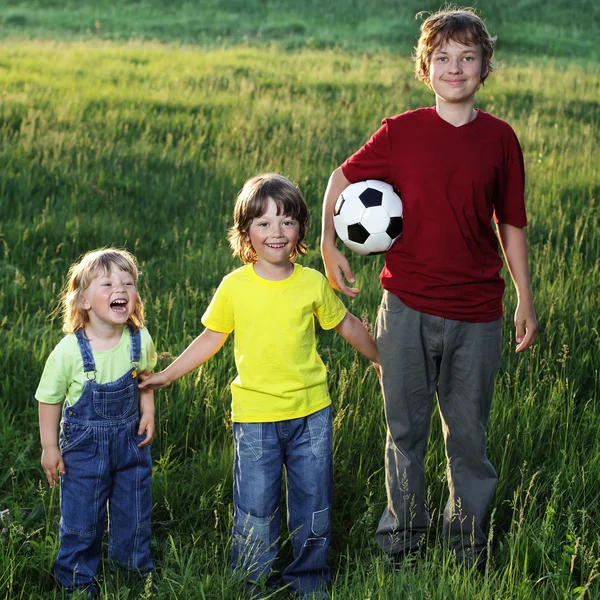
{"left": 374, "top": 291, "right": 502, "bottom": 560}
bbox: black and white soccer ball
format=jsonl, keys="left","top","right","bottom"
{"left": 333, "top": 180, "right": 403, "bottom": 255}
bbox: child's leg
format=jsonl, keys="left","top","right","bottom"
{"left": 232, "top": 422, "right": 283, "bottom": 588}
{"left": 282, "top": 405, "right": 333, "bottom": 598}
{"left": 437, "top": 318, "right": 501, "bottom": 566}
{"left": 54, "top": 426, "right": 109, "bottom": 589}
{"left": 107, "top": 422, "right": 153, "bottom": 572}
{"left": 374, "top": 291, "right": 438, "bottom": 555}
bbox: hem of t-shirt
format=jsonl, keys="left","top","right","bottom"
{"left": 232, "top": 398, "right": 332, "bottom": 423}
{"left": 200, "top": 318, "right": 233, "bottom": 334}
{"left": 494, "top": 214, "right": 528, "bottom": 227}
{"left": 385, "top": 289, "right": 504, "bottom": 324}
{"left": 320, "top": 308, "right": 348, "bottom": 331}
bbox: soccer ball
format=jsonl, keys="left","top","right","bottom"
{"left": 333, "top": 180, "right": 403, "bottom": 255}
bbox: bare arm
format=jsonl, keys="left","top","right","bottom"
{"left": 321, "top": 167, "right": 360, "bottom": 298}
{"left": 137, "top": 389, "right": 155, "bottom": 447}
{"left": 497, "top": 223, "right": 538, "bottom": 352}
{"left": 138, "top": 328, "right": 229, "bottom": 390}
{"left": 334, "top": 312, "right": 378, "bottom": 363}
{"left": 39, "top": 402, "right": 65, "bottom": 487}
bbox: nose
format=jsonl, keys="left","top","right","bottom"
{"left": 448, "top": 57, "right": 463, "bottom": 74}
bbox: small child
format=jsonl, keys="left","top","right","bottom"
{"left": 139, "top": 173, "right": 378, "bottom": 599}
{"left": 37, "top": 248, "right": 157, "bottom": 596}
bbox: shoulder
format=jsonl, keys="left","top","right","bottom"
{"left": 50, "top": 333, "right": 79, "bottom": 359}
{"left": 384, "top": 107, "right": 436, "bottom": 127}
{"left": 294, "top": 264, "right": 327, "bottom": 285}
{"left": 476, "top": 110, "right": 520, "bottom": 138}
{"left": 221, "top": 265, "right": 251, "bottom": 285}
{"left": 136, "top": 327, "right": 153, "bottom": 344}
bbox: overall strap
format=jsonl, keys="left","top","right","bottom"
{"left": 129, "top": 326, "right": 142, "bottom": 364}
{"left": 74, "top": 329, "right": 97, "bottom": 378}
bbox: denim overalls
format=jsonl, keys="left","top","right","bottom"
{"left": 54, "top": 327, "right": 153, "bottom": 590}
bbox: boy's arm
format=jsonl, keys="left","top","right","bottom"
{"left": 321, "top": 167, "right": 361, "bottom": 298}
{"left": 497, "top": 223, "right": 538, "bottom": 352}
{"left": 137, "top": 389, "right": 155, "bottom": 447}
{"left": 334, "top": 312, "right": 378, "bottom": 363}
{"left": 138, "top": 328, "right": 229, "bottom": 390}
{"left": 39, "top": 402, "right": 65, "bottom": 488}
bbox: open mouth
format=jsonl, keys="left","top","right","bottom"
{"left": 110, "top": 299, "right": 128, "bottom": 313}
{"left": 267, "top": 243, "right": 286, "bottom": 249}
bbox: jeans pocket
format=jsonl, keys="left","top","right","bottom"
{"left": 307, "top": 406, "right": 332, "bottom": 458}
{"left": 234, "top": 423, "right": 263, "bottom": 461}
{"left": 59, "top": 429, "right": 100, "bottom": 537}
{"left": 93, "top": 384, "right": 135, "bottom": 419}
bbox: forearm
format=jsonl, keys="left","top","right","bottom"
{"left": 334, "top": 312, "right": 378, "bottom": 363}
{"left": 321, "top": 167, "right": 351, "bottom": 249}
{"left": 39, "top": 402, "right": 62, "bottom": 449}
{"left": 163, "top": 328, "right": 228, "bottom": 382}
{"left": 497, "top": 223, "right": 533, "bottom": 299}
{"left": 139, "top": 389, "right": 154, "bottom": 416}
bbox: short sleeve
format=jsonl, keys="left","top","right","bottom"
{"left": 313, "top": 274, "right": 348, "bottom": 330}
{"left": 201, "top": 278, "right": 235, "bottom": 333}
{"left": 139, "top": 329, "right": 157, "bottom": 372}
{"left": 36, "top": 345, "right": 70, "bottom": 405}
{"left": 493, "top": 128, "right": 527, "bottom": 226}
{"left": 341, "top": 119, "right": 391, "bottom": 183}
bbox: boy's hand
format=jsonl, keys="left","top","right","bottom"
{"left": 321, "top": 243, "right": 360, "bottom": 298}
{"left": 137, "top": 411, "right": 155, "bottom": 447}
{"left": 138, "top": 371, "right": 172, "bottom": 391}
{"left": 41, "top": 446, "right": 65, "bottom": 488}
{"left": 514, "top": 298, "right": 538, "bottom": 353}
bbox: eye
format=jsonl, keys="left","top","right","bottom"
{"left": 283, "top": 219, "right": 296, "bottom": 226}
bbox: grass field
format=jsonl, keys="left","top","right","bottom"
{"left": 0, "top": 1, "right": 599, "bottom": 598}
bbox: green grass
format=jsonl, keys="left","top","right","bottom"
{"left": 0, "top": 2, "right": 599, "bottom": 598}
{"left": 0, "top": 0, "right": 597, "bottom": 60}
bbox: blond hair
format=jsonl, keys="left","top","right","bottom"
{"left": 414, "top": 6, "right": 496, "bottom": 89}
{"left": 60, "top": 248, "right": 145, "bottom": 334}
{"left": 228, "top": 173, "right": 309, "bottom": 264}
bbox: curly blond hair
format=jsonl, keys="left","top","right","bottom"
{"left": 60, "top": 248, "right": 145, "bottom": 334}
{"left": 228, "top": 173, "right": 309, "bottom": 264}
{"left": 414, "top": 6, "right": 496, "bottom": 90}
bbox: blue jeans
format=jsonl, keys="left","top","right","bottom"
{"left": 232, "top": 405, "right": 333, "bottom": 598}
{"left": 54, "top": 328, "right": 153, "bottom": 589}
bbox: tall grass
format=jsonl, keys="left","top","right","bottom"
{"left": 0, "top": 33, "right": 598, "bottom": 600}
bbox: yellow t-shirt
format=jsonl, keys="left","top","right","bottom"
{"left": 201, "top": 264, "right": 347, "bottom": 423}
{"left": 36, "top": 327, "right": 157, "bottom": 407}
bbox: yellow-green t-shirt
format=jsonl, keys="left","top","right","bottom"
{"left": 201, "top": 263, "right": 347, "bottom": 423}
{"left": 36, "top": 327, "right": 157, "bottom": 407}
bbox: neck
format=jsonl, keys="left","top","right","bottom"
{"left": 253, "top": 260, "right": 294, "bottom": 281}
{"left": 84, "top": 319, "right": 124, "bottom": 351}
{"left": 435, "top": 99, "right": 477, "bottom": 127}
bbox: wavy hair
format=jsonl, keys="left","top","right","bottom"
{"left": 414, "top": 6, "right": 496, "bottom": 89}
{"left": 228, "top": 173, "right": 309, "bottom": 264}
{"left": 60, "top": 248, "right": 145, "bottom": 334}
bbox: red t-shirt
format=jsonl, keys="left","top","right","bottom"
{"left": 341, "top": 107, "right": 527, "bottom": 323}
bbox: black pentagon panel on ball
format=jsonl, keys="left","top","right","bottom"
{"left": 347, "top": 223, "right": 370, "bottom": 244}
{"left": 386, "top": 216, "right": 403, "bottom": 240}
{"left": 334, "top": 194, "right": 346, "bottom": 216}
{"left": 358, "top": 187, "right": 383, "bottom": 208}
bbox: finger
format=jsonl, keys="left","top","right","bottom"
{"left": 58, "top": 456, "right": 66, "bottom": 476}
{"left": 44, "top": 468, "right": 55, "bottom": 488}
{"left": 138, "top": 420, "right": 146, "bottom": 436}
{"left": 515, "top": 320, "right": 525, "bottom": 346}
{"left": 516, "top": 326, "right": 536, "bottom": 353}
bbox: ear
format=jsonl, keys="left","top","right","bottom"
{"left": 80, "top": 293, "right": 91, "bottom": 311}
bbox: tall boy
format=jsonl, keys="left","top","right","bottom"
{"left": 320, "top": 8, "right": 537, "bottom": 568}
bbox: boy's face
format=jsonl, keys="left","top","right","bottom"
{"left": 428, "top": 38, "right": 483, "bottom": 107}
{"left": 248, "top": 197, "right": 300, "bottom": 269}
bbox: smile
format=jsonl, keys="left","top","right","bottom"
{"left": 267, "top": 243, "right": 287, "bottom": 249}
{"left": 110, "top": 299, "right": 128, "bottom": 313}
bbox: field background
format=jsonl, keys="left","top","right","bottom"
{"left": 0, "top": 1, "right": 599, "bottom": 598}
